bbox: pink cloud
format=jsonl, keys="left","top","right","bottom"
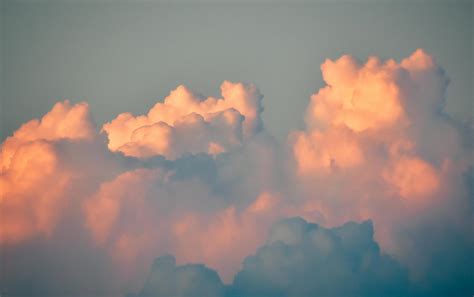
{"left": 102, "top": 81, "right": 263, "bottom": 159}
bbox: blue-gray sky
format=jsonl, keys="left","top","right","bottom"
{"left": 1, "top": 0, "right": 472, "bottom": 141}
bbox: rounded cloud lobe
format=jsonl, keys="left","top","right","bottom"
{"left": 137, "top": 255, "right": 225, "bottom": 297}
{"left": 0, "top": 101, "right": 94, "bottom": 244}
{"left": 288, "top": 50, "right": 473, "bottom": 295}
{"left": 1, "top": 51, "right": 473, "bottom": 296}
{"left": 231, "top": 218, "right": 412, "bottom": 297}
{"left": 133, "top": 219, "right": 412, "bottom": 297}
{"left": 102, "top": 81, "right": 263, "bottom": 159}
{"left": 290, "top": 49, "right": 470, "bottom": 236}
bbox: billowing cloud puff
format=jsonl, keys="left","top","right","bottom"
{"left": 81, "top": 129, "right": 285, "bottom": 285}
{"left": 231, "top": 218, "right": 412, "bottom": 297}
{"left": 0, "top": 101, "right": 94, "bottom": 244}
{"left": 83, "top": 163, "right": 286, "bottom": 284}
{"left": 171, "top": 191, "right": 286, "bottom": 282}
{"left": 135, "top": 255, "right": 225, "bottom": 297}
{"left": 290, "top": 49, "right": 466, "bottom": 227}
{"left": 1, "top": 50, "right": 472, "bottom": 297}
{"left": 307, "top": 56, "right": 404, "bottom": 132}
{"left": 289, "top": 49, "right": 473, "bottom": 295}
{"left": 304, "top": 49, "right": 446, "bottom": 133}
{"left": 102, "top": 81, "right": 263, "bottom": 159}
{"left": 134, "top": 218, "right": 412, "bottom": 297}
{"left": 291, "top": 126, "right": 363, "bottom": 174}
{"left": 0, "top": 140, "right": 70, "bottom": 243}
{"left": 83, "top": 167, "right": 222, "bottom": 287}
{"left": 383, "top": 156, "right": 440, "bottom": 199}
{"left": 293, "top": 49, "right": 450, "bottom": 179}
{"left": 0, "top": 100, "right": 94, "bottom": 171}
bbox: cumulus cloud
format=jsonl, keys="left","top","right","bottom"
{"left": 288, "top": 49, "right": 473, "bottom": 295}
{"left": 290, "top": 48, "right": 469, "bottom": 232}
{"left": 0, "top": 100, "right": 95, "bottom": 244}
{"left": 102, "top": 81, "right": 263, "bottom": 159}
{"left": 231, "top": 218, "right": 413, "bottom": 297}
{"left": 1, "top": 50, "right": 472, "bottom": 297}
{"left": 169, "top": 191, "right": 287, "bottom": 282}
{"left": 82, "top": 166, "right": 226, "bottom": 288}
{"left": 135, "top": 255, "right": 225, "bottom": 297}
{"left": 0, "top": 100, "right": 94, "bottom": 171}
{"left": 292, "top": 49, "right": 452, "bottom": 178}
{"left": 83, "top": 164, "right": 287, "bottom": 284}
{"left": 134, "top": 218, "right": 412, "bottom": 297}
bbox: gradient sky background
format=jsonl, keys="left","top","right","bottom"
{"left": 1, "top": 0, "right": 472, "bottom": 141}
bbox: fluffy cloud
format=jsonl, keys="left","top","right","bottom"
{"left": 1, "top": 50, "right": 472, "bottom": 297}
{"left": 135, "top": 217, "right": 473, "bottom": 297}
{"left": 170, "top": 191, "right": 287, "bottom": 282}
{"left": 83, "top": 166, "right": 226, "bottom": 288}
{"left": 134, "top": 218, "right": 413, "bottom": 297}
{"left": 0, "top": 100, "right": 94, "bottom": 171}
{"left": 83, "top": 164, "right": 286, "bottom": 284}
{"left": 231, "top": 218, "right": 412, "bottom": 297}
{"left": 288, "top": 49, "right": 473, "bottom": 295}
{"left": 290, "top": 48, "right": 469, "bottom": 232}
{"left": 83, "top": 122, "right": 285, "bottom": 285}
{"left": 0, "top": 100, "right": 95, "bottom": 244}
{"left": 135, "top": 255, "right": 225, "bottom": 297}
{"left": 292, "top": 49, "right": 450, "bottom": 178}
{"left": 102, "top": 81, "right": 263, "bottom": 159}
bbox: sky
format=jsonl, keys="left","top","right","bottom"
{"left": 0, "top": 1, "right": 473, "bottom": 297}
{"left": 1, "top": 0, "right": 472, "bottom": 141}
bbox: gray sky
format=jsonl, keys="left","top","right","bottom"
{"left": 1, "top": 0, "right": 472, "bottom": 141}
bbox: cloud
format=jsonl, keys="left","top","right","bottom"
{"left": 289, "top": 48, "right": 469, "bottom": 239}
{"left": 135, "top": 255, "right": 225, "bottom": 297}
{"left": 170, "top": 191, "right": 286, "bottom": 282}
{"left": 0, "top": 100, "right": 94, "bottom": 171}
{"left": 83, "top": 163, "right": 286, "bottom": 284}
{"left": 81, "top": 126, "right": 286, "bottom": 285}
{"left": 134, "top": 218, "right": 413, "bottom": 297}
{"left": 1, "top": 50, "right": 473, "bottom": 297}
{"left": 135, "top": 217, "right": 473, "bottom": 297}
{"left": 0, "top": 100, "right": 95, "bottom": 244}
{"left": 292, "top": 49, "right": 452, "bottom": 178}
{"left": 307, "top": 55, "right": 405, "bottom": 132}
{"left": 382, "top": 155, "right": 440, "bottom": 199}
{"left": 231, "top": 218, "right": 413, "bottom": 297}
{"left": 288, "top": 49, "right": 473, "bottom": 296}
{"left": 102, "top": 81, "right": 263, "bottom": 159}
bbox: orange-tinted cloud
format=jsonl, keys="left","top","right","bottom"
{"left": 172, "top": 191, "right": 282, "bottom": 282}
{"left": 292, "top": 49, "right": 446, "bottom": 195}
{"left": 84, "top": 164, "right": 285, "bottom": 283}
{"left": 291, "top": 127, "right": 363, "bottom": 175}
{"left": 1, "top": 101, "right": 94, "bottom": 171}
{"left": 1, "top": 50, "right": 471, "bottom": 297}
{"left": 308, "top": 55, "right": 405, "bottom": 132}
{"left": 102, "top": 81, "right": 263, "bottom": 159}
{"left": 289, "top": 49, "right": 466, "bottom": 261}
{"left": 0, "top": 101, "right": 94, "bottom": 244}
{"left": 383, "top": 156, "right": 440, "bottom": 199}
{"left": 84, "top": 168, "right": 162, "bottom": 246}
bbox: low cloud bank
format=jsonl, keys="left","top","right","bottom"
{"left": 133, "top": 218, "right": 413, "bottom": 297}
